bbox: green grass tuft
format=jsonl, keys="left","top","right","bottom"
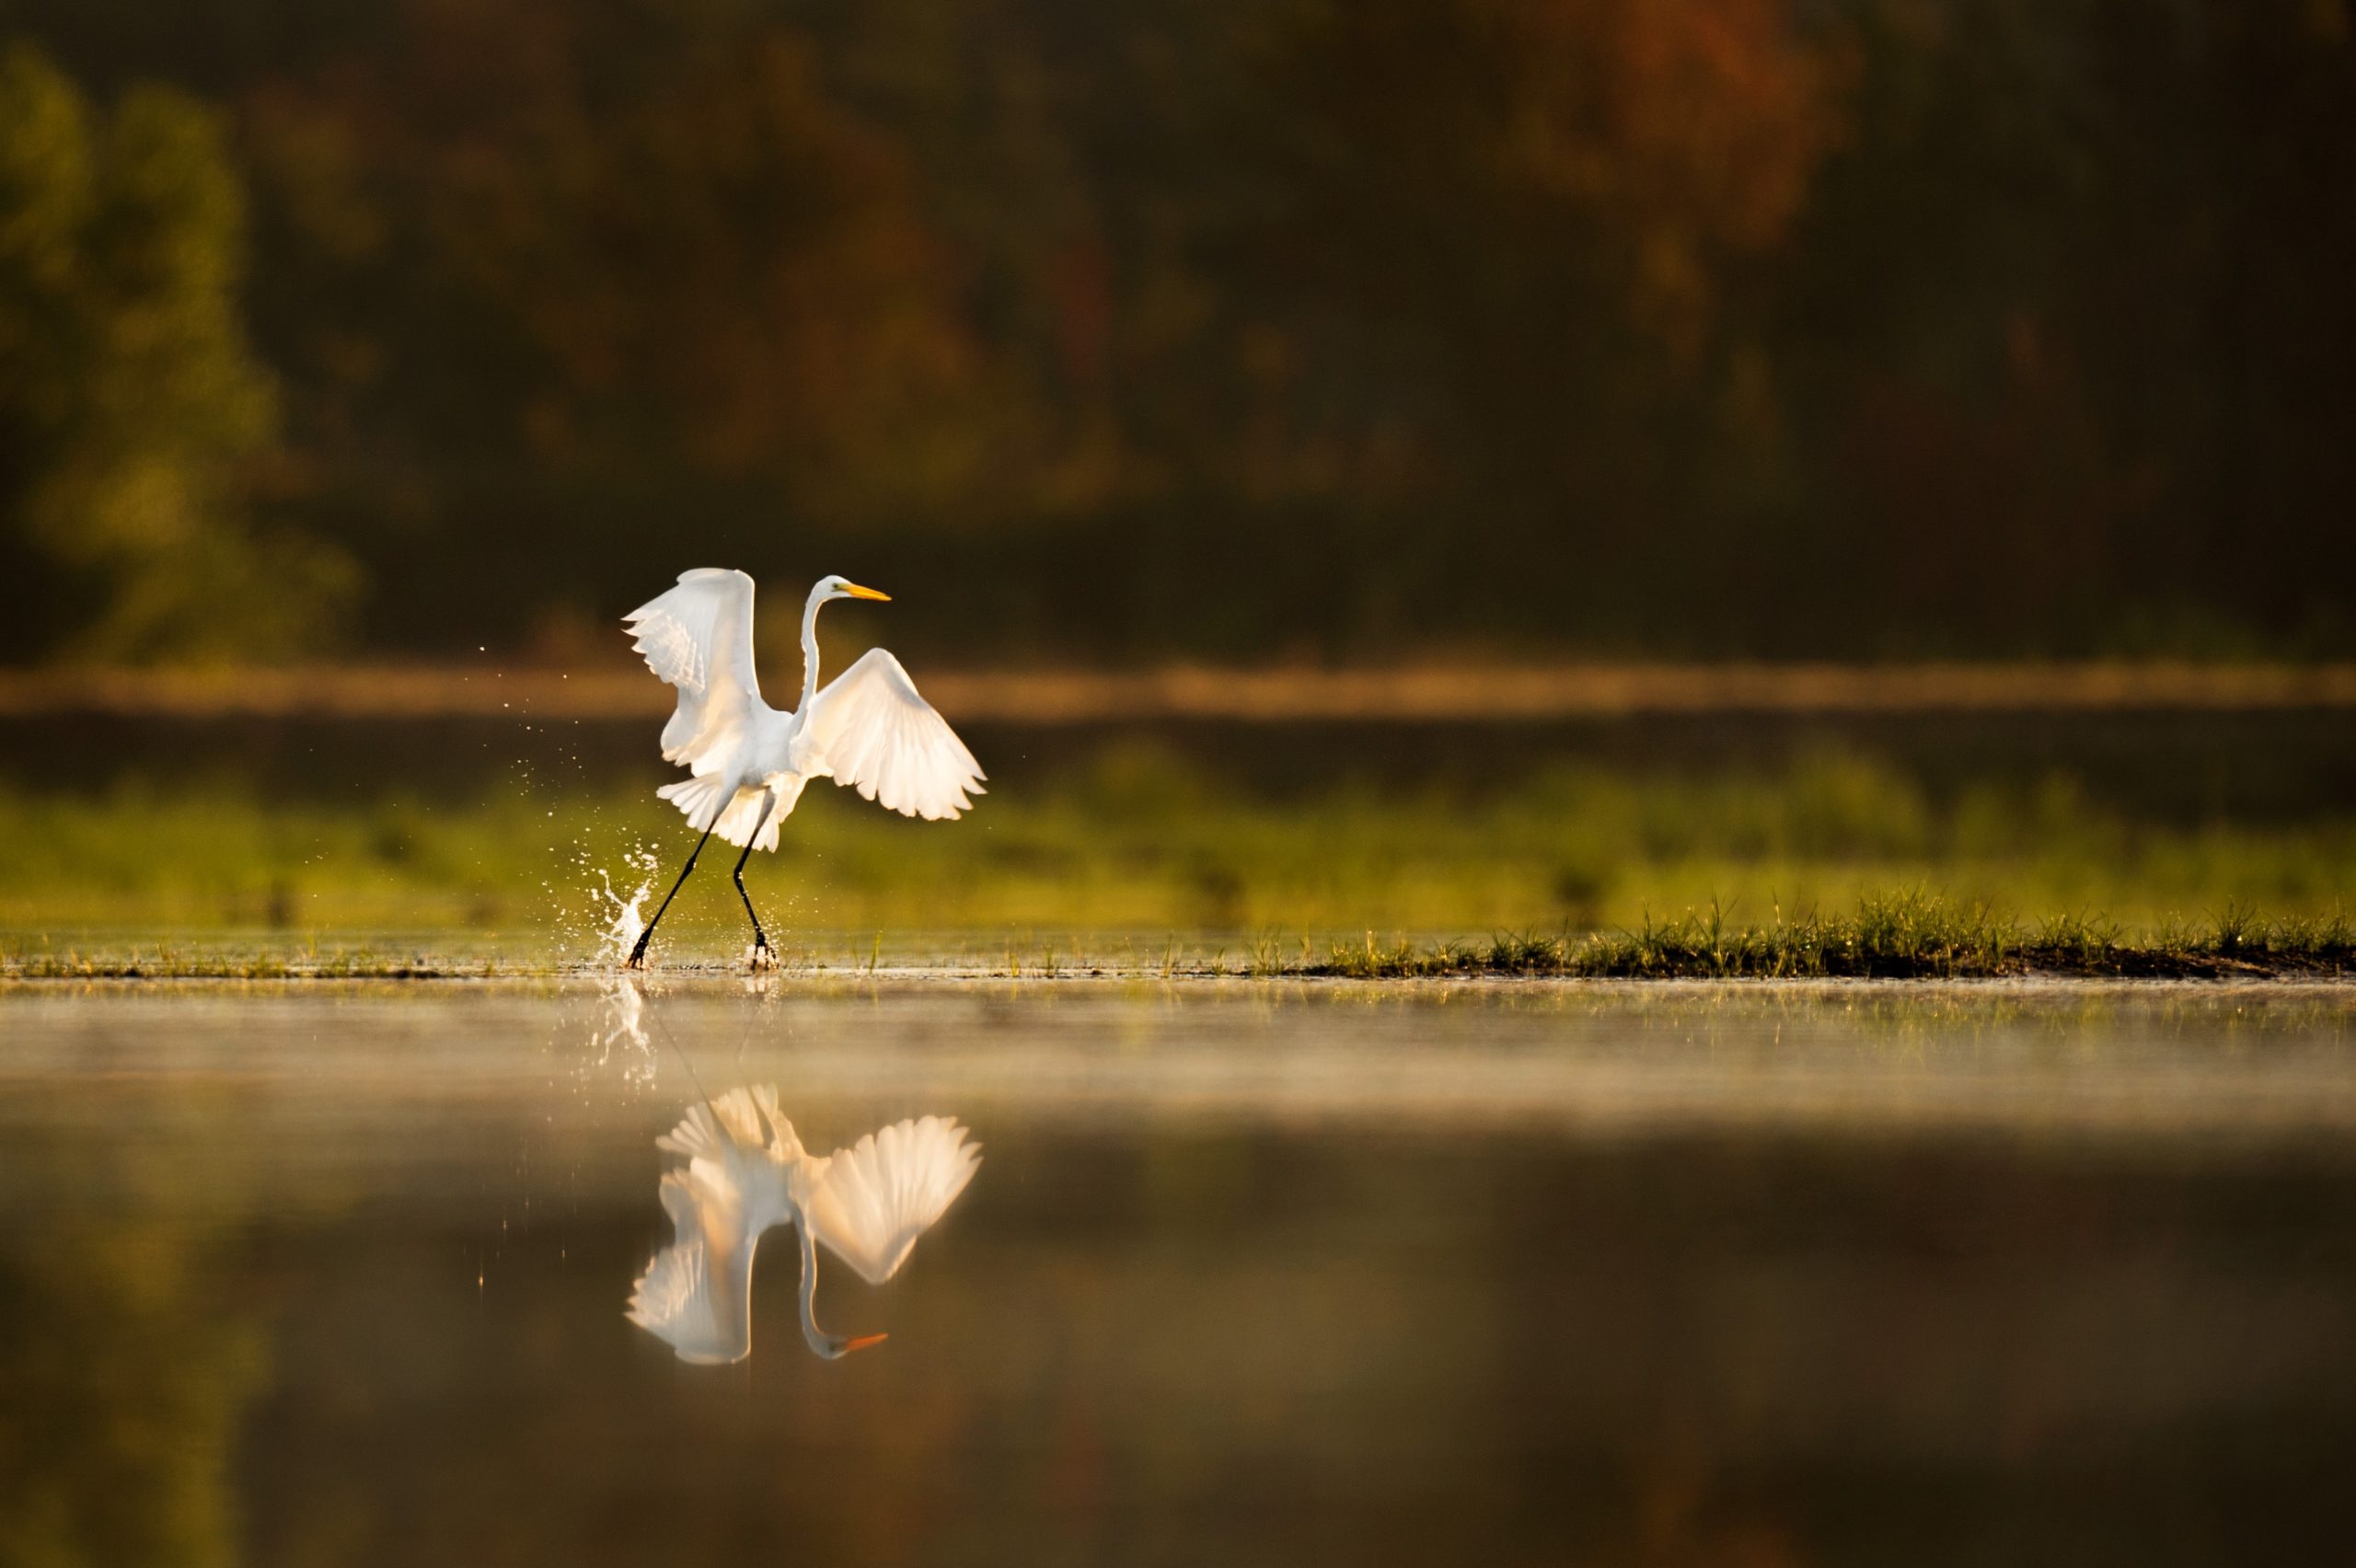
{"left": 1282, "top": 894, "right": 2356, "bottom": 980}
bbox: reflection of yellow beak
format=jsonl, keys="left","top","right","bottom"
{"left": 842, "top": 1332, "right": 890, "bottom": 1354}
{"left": 840, "top": 582, "right": 892, "bottom": 602}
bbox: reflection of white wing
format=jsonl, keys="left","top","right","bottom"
{"left": 803, "top": 649, "right": 986, "bottom": 821}
{"left": 796, "top": 1116, "right": 981, "bottom": 1285}
{"left": 629, "top": 1237, "right": 727, "bottom": 1356}
{"left": 628, "top": 1168, "right": 760, "bottom": 1363}
{"left": 629, "top": 1093, "right": 795, "bottom": 1364}
{"left": 624, "top": 568, "right": 763, "bottom": 777}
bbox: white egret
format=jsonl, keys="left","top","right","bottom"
{"left": 625, "top": 1085, "right": 982, "bottom": 1363}
{"left": 621, "top": 569, "right": 985, "bottom": 969}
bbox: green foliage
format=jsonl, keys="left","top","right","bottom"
{"left": 0, "top": 42, "right": 349, "bottom": 661}
{"left": 3, "top": 747, "right": 2354, "bottom": 960}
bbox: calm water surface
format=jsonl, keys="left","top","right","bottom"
{"left": 2, "top": 981, "right": 2353, "bottom": 1565}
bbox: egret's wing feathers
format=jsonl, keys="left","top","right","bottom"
{"left": 627, "top": 1237, "right": 744, "bottom": 1363}
{"left": 803, "top": 649, "right": 986, "bottom": 821}
{"left": 624, "top": 569, "right": 763, "bottom": 777}
{"left": 797, "top": 1116, "right": 981, "bottom": 1285}
{"left": 626, "top": 1169, "right": 759, "bottom": 1364}
{"left": 629, "top": 1091, "right": 976, "bottom": 1361}
{"left": 630, "top": 1089, "right": 803, "bottom": 1363}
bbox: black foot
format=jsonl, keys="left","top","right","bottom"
{"left": 625, "top": 934, "right": 653, "bottom": 971}
{"left": 747, "top": 933, "right": 775, "bottom": 973}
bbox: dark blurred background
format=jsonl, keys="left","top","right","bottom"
{"left": 2, "top": 0, "right": 2351, "bottom": 667}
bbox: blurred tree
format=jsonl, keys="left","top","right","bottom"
{"left": 216, "top": 0, "right": 1057, "bottom": 653}
{"left": 247, "top": 5, "right": 986, "bottom": 498}
{"left": 0, "top": 41, "right": 351, "bottom": 662}
{"left": 1493, "top": 0, "right": 1848, "bottom": 353}
{"left": 0, "top": 3, "right": 2350, "bottom": 663}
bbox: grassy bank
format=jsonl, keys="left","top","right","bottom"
{"left": 1302, "top": 896, "right": 2356, "bottom": 980}
{"left": 6, "top": 896, "right": 2350, "bottom": 981}
{"left": 8, "top": 744, "right": 2356, "bottom": 943}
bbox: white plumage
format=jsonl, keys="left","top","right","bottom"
{"left": 803, "top": 650, "right": 987, "bottom": 823}
{"left": 627, "top": 567, "right": 765, "bottom": 776}
{"left": 625, "top": 1086, "right": 981, "bottom": 1363}
{"left": 624, "top": 569, "right": 984, "bottom": 851}
{"left": 791, "top": 1114, "right": 987, "bottom": 1285}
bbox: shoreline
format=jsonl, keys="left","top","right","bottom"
{"left": 10, "top": 659, "right": 2356, "bottom": 722}
{"left": 8, "top": 896, "right": 2349, "bottom": 984}
{"left": 7, "top": 961, "right": 2354, "bottom": 986}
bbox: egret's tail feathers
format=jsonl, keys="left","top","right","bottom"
{"left": 656, "top": 1102, "right": 727, "bottom": 1163}
{"left": 657, "top": 1084, "right": 802, "bottom": 1162}
{"left": 713, "top": 787, "right": 782, "bottom": 850}
{"left": 656, "top": 777, "right": 785, "bottom": 849}
{"left": 657, "top": 775, "right": 731, "bottom": 833}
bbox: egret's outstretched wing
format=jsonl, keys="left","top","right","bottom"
{"left": 796, "top": 1115, "right": 981, "bottom": 1284}
{"left": 631, "top": 1088, "right": 798, "bottom": 1363}
{"left": 623, "top": 568, "right": 763, "bottom": 781}
{"left": 627, "top": 1168, "right": 764, "bottom": 1364}
{"left": 803, "top": 649, "right": 986, "bottom": 821}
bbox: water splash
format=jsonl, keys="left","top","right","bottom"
{"left": 592, "top": 853, "right": 656, "bottom": 969}
{"left": 591, "top": 974, "right": 655, "bottom": 1084}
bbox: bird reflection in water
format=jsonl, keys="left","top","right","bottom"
{"left": 626, "top": 1085, "right": 980, "bottom": 1362}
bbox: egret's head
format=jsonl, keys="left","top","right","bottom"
{"left": 815, "top": 574, "right": 891, "bottom": 605}
{"left": 814, "top": 1331, "right": 890, "bottom": 1360}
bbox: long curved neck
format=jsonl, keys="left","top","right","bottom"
{"left": 795, "top": 1217, "right": 835, "bottom": 1357}
{"left": 798, "top": 586, "right": 829, "bottom": 713}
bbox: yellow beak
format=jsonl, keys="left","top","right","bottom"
{"left": 840, "top": 582, "right": 892, "bottom": 602}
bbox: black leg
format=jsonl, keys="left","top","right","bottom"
{"left": 732, "top": 840, "right": 768, "bottom": 959}
{"left": 627, "top": 824, "right": 714, "bottom": 969}
{"left": 733, "top": 791, "right": 780, "bottom": 968}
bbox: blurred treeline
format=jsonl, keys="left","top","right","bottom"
{"left": 0, "top": 0, "right": 2351, "bottom": 665}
